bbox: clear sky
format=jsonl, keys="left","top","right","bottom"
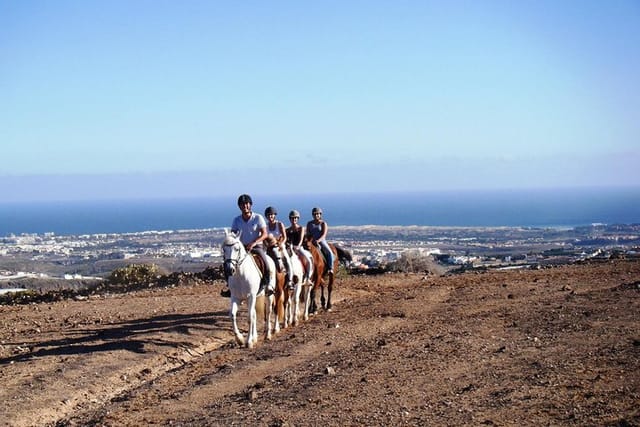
{"left": 1, "top": 1, "right": 639, "bottom": 202}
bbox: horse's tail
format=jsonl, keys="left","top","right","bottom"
{"left": 334, "top": 244, "right": 352, "bottom": 266}
{"left": 256, "top": 294, "right": 266, "bottom": 319}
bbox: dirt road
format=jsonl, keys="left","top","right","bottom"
{"left": 1, "top": 259, "right": 639, "bottom": 426}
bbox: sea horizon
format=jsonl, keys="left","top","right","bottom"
{"left": 1, "top": 188, "right": 639, "bottom": 237}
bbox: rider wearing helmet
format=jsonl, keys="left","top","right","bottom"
{"left": 306, "top": 207, "right": 336, "bottom": 274}
{"left": 224, "top": 194, "right": 273, "bottom": 296}
{"left": 264, "top": 206, "right": 294, "bottom": 288}
{"left": 286, "top": 209, "right": 313, "bottom": 279}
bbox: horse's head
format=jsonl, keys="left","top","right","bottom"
{"left": 264, "top": 234, "right": 285, "bottom": 272}
{"left": 303, "top": 234, "right": 317, "bottom": 251}
{"left": 222, "top": 229, "right": 245, "bottom": 277}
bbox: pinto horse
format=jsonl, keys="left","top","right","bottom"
{"left": 221, "top": 230, "right": 275, "bottom": 348}
{"left": 304, "top": 236, "right": 341, "bottom": 313}
{"left": 285, "top": 244, "right": 313, "bottom": 325}
{"left": 264, "top": 240, "right": 287, "bottom": 333}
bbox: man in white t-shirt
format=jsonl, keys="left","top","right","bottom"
{"left": 221, "top": 194, "right": 272, "bottom": 297}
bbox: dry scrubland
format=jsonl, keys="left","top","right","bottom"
{"left": 0, "top": 259, "right": 639, "bottom": 426}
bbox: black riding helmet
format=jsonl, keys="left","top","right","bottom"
{"left": 237, "top": 194, "right": 252, "bottom": 206}
{"left": 265, "top": 206, "right": 277, "bottom": 216}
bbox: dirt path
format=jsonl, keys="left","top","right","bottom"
{"left": 1, "top": 260, "right": 639, "bottom": 426}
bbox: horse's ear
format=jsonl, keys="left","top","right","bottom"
{"left": 225, "top": 228, "right": 241, "bottom": 239}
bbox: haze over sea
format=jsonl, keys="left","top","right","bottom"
{"left": 1, "top": 188, "right": 639, "bottom": 237}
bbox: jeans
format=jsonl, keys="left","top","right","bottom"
{"left": 318, "top": 240, "right": 335, "bottom": 269}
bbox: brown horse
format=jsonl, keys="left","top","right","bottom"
{"left": 304, "top": 236, "right": 341, "bottom": 312}
{"left": 265, "top": 240, "right": 287, "bottom": 333}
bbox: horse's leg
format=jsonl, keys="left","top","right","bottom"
{"left": 291, "top": 285, "right": 298, "bottom": 325}
{"left": 326, "top": 252, "right": 338, "bottom": 311}
{"left": 230, "top": 298, "right": 245, "bottom": 346}
{"left": 309, "top": 287, "right": 318, "bottom": 314}
{"left": 287, "top": 275, "right": 300, "bottom": 327}
{"left": 287, "top": 289, "right": 295, "bottom": 328}
{"left": 244, "top": 294, "right": 257, "bottom": 348}
{"left": 264, "top": 294, "right": 273, "bottom": 341}
{"left": 283, "top": 285, "right": 292, "bottom": 328}
{"left": 301, "top": 282, "right": 312, "bottom": 321}
{"left": 275, "top": 270, "right": 288, "bottom": 333}
{"left": 326, "top": 271, "right": 334, "bottom": 311}
{"left": 320, "top": 281, "right": 327, "bottom": 311}
{"left": 273, "top": 292, "right": 282, "bottom": 334}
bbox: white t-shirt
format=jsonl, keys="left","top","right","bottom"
{"left": 231, "top": 213, "right": 266, "bottom": 246}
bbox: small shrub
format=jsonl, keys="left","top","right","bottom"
{"left": 388, "top": 251, "right": 445, "bottom": 275}
{"left": 107, "top": 264, "right": 166, "bottom": 288}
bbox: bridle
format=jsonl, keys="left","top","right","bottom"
{"left": 223, "top": 239, "right": 249, "bottom": 274}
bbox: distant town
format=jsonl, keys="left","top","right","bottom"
{"left": 1, "top": 223, "right": 639, "bottom": 291}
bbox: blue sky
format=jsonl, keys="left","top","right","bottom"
{"left": 1, "top": 1, "right": 639, "bottom": 202}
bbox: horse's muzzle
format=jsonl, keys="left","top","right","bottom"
{"left": 223, "top": 260, "right": 235, "bottom": 278}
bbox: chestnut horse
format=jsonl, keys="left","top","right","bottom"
{"left": 304, "top": 236, "right": 341, "bottom": 313}
{"left": 221, "top": 230, "right": 275, "bottom": 348}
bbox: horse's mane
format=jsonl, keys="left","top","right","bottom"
{"left": 223, "top": 234, "right": 238, "bottom": 246}
{"left": 302, "top": 235, "right": 352, "bottom": 266}
{"left": 334, "top": 244, "right": 352, "bottom": 265}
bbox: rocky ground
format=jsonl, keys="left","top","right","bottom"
{"left": 1, "top": 259, "right": 639, "bottom": 426}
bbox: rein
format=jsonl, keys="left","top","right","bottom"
{"left": 223, "top": 241, "right": 249, "bottom": 272}
{"left": 223, "top": 240, "right": 262, "bottom": 277}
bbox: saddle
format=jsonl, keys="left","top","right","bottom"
{"left": 252, "top": 253, "right": 268, "bottom": 278}
{"left": 318, "top": 244, "right": 333, "bottom": 274}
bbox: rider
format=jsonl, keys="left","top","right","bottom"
{"left": 286, "top": 209, "right": 313, "bottom": 278}
{"left": 223, "top": 194, "right": 273, "bottom": 297}
{"left": 264, "top": 206, "right": 294, "bottom": 289}
{"left": 305, "top": 207, "right": 336, "bottom": 274}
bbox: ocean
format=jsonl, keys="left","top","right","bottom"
{"left": 1, "top": 188, "right": 639, "bottom": 236}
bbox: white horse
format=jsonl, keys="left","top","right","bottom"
{"left": 221, "top": 229, "right": 275, "bottom": 348}
{"left": 286, "top": 245, "right": 315, "bottom": 324}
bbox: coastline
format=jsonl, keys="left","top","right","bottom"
{"left": 1, "top": 187, "right": 639, "bottom": 236}
{"left": 1, "top": 223, "right": 638, "bottom": 296}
